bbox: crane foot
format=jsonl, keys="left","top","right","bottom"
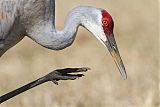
{"left": 44, "top": 67, "right": 91, "bottom": 85}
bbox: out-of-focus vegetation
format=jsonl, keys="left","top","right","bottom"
{"left": 0, "top": 0, "right": 159, "bottom": 107}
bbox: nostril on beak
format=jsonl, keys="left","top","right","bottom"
{"left": 112, "top": 45, "right": 116, "bottom": 51}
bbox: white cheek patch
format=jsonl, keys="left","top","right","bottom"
{"left": 96, "top": 11, "right": 107, "bottom": 41}
{"left": 99, "top": 31, "right": 107, "bottom": 41}
{"left": 81, "top": 8, "right": 107, "bottom": 44}
{"left": 90, "top": 24, "right": 107, "bottom": 47}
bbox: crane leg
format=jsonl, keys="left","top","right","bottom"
{"left": 0, "top": 67, "right": 90, "bottom": 103}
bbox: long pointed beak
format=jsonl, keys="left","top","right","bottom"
{"left": 103, "top": 33, "right": 127, "bottom": 79}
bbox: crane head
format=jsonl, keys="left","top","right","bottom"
{"left": 100, "top": 9, "right": 127, "bottom": 79}
{"left": 80, "top": 7, "right": 127, "bottom": 79}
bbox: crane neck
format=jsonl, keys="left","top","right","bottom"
{"left": 26, "top": 9, "right": 82, "bottom": 50}
{"left": 22, "top": 1, "right": 93, "bottom": 50}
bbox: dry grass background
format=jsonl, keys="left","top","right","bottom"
{"left": 0, "top": 0, "right": 159, "bottom": 107}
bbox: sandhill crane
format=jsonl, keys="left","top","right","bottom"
{"left": 0, "top": 0, "right": 127, "bottom": 103}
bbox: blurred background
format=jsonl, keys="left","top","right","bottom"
{"left": 0, "top": 0, "right": 159, "bottom": 107}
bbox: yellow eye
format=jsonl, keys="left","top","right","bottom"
{"left": 102, "top": 20, "right": 108, "bottom": 26}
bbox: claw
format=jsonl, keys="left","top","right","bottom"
{"left": 51, "top": 80, "right": 59, "bottom": 85}
{"left": 76, "top": 67, "right": 91, "bottom": 72}
{"left": 56, "top": 67, "right": 91, "bottom": 74}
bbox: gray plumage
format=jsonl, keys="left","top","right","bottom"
{"left": 0, "top": 0, "right": 103, "bottom": 56}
